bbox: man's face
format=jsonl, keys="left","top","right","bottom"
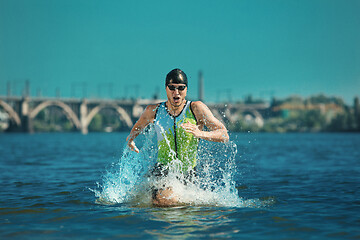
{"left": 166, "top": 83, "right": 187, "bottom": 107}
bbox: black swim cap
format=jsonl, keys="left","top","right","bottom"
{"left": 165, "top": 68, "right": 188, "bottom": 87}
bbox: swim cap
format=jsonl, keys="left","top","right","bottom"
{"left": 165, "top": 68, "right": 188, "bottom": 87}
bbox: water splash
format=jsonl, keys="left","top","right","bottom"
{"left": 92, "top": 126, "right": 157, "bottom": 205}
{"left": 93, "top": 125, "right": 267, "bottom": 208}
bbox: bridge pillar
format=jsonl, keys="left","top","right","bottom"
{"left": 80, "top": 99, "right": 88, "bottom": 134}
{"left": 20, "top": 97, "right": 33, "bottom": 133}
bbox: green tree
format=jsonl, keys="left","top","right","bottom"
{"left": 327, "top": 107, "right": 355, "bottom": 132}
{"left": 328, "top": 114, "right": 347, "bottom": 131}
{"left": 89, "top": 114, "right": 103, "bottom": 132}
{"left": 302, "top": 110, "right": 326, "bottom": 131}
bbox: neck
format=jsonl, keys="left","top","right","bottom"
{"left": 166, "top": 100, "right": 186, "bottom": 116}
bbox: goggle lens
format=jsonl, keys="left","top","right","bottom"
{"left": 168, "top": 85, "right": 186, "bottom": 91}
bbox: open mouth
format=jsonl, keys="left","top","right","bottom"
{"left": 173, "top": 97, "right": 180, "bottom": 103}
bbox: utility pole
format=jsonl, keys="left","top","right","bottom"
{"left": 153, "top": 86, "right": 160, "bottom": 99}
{"left": 24, "top": 80, "right": 30, "bottom": 97}
{"left": 97, "top": 83, "right": 102, "bottom": 98}
{"left": 71, "top": 83, "right": 75, "bottom": 98}
{"left": 56, "top": 88, "right": 61, "bottom": 98}
{"left": 134, "top": 84, "right": 139, "bottom": 99}
{"left": 7, "top": 81, "right": 11, "bottom": 97}
{"left": 108, "top": 82, "right": 113, "bottom": 98}
{"left": 36, "top": 88, "right": 42, "bottom": 97}
{"left": 82, "top": 82, "right": 87, "bottom": 98}
{"left": 226, "top": 89, "right": 232, "bottom": 103}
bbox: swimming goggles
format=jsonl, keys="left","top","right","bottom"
{"left": 168, "top": 85, "right": 187, "bottom": 91}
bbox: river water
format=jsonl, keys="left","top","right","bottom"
{"left": 0, "top": 132, "right": 359, "bottom": 239}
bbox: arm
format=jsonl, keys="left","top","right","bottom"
{"left": 181, "top": 101, "right": 229, "bottom": 143}
{"left": 126, "top": 104, "right": 158, "bottom": 153}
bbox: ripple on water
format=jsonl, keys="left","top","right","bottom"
{"left": 2, "top": 132, "right": 360, "bottom": 239}
{"left": 5, "top": 230, "right": 58, "bottom": 238}
{"left": 42, "top": 215, "right": 76, "bottom": 223}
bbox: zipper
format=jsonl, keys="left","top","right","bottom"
{"left": 173, "top": 116, "right": 178, "bottom": 158}
{"left": 164, "top": 101, "right": 188, "bottom": 160}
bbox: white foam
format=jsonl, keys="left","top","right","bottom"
{"left": 93, "top": 126, "right": 262, "bottom": 208}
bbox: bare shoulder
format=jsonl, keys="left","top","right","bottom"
{"left": 191, "top": 101, "right": 226, "bottom": 131}
{"left": 142, "top": 103, "right": 160, "bottom": 120}
{"left": 191, "top": 101, "right": 212, "bottom": 115}
{"left": 191, "top": 101, "right": 215, "bottom": 122}
{"left": 138, "top": 104, "right": 159, "bottom": 124}
{"left": 145, "top": 103, "right": 160, "bottom": 112}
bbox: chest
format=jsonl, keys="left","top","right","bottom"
{"left": 154, "top": 103, "right": 196, "bottom": 136}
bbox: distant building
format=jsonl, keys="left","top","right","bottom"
{"left": 272, "top": 102, "right": 343, "bottom": 122}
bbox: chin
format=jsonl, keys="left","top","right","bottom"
{"left": 172, "top": 101, "right": 183, "bottom": 107}
{"left": 171, "top": 103, "right": 180, "bottom": 108}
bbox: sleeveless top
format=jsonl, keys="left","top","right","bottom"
{"left": 154, "top": 101, "right": 199, "bottom": 172}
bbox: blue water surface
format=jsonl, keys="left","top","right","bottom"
{"left": 0, "top": 132, "right": 359, "bottom": 239}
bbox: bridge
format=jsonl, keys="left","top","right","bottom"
{"left": 0, "top": 96, "right": 269, "bottom": 133}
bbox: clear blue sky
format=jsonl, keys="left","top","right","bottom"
{"left": 0, "top": 0, "right": 359, "bottom": 103}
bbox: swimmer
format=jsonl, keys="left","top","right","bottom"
{"left": 126, "top": 68, "right": 229, "bottom": 206}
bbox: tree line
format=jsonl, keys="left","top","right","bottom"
{"left": 227, "top": 95, "right": 360, "bottom": 133}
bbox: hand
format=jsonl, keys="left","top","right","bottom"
{"left": 128, "top": 140, "right": 139, "bottom": 153}
{"left": 126, "top": 135, "right": 140, "bottom": 153}
{"left": 181, "top": 122, "right": 203, "bottom": 138}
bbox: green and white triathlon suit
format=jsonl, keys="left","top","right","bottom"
{"left": 154, "top": 101, "right": 199, "bottom": 172}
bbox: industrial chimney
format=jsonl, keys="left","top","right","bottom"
{"left": 198, "top": 71, "right": 204, "bottom": 102}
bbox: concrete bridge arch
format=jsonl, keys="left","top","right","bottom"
{"left": 30, "top": 100, "right": 81, "bottom": 130}
{"left": 84, "top": 103, "right": 133, "bottom": 133}
{"left": 240, "top": 109, "right": 264, "bottom": 127}
{"left": 209, "top": 105, "right": 264, "bottom": 127}
{"left": 0, "top": 99, "right": 21, "bottom": 127}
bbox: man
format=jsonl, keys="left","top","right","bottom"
{"left": 126, "top": 68, "right": 229, "bottom": 206}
